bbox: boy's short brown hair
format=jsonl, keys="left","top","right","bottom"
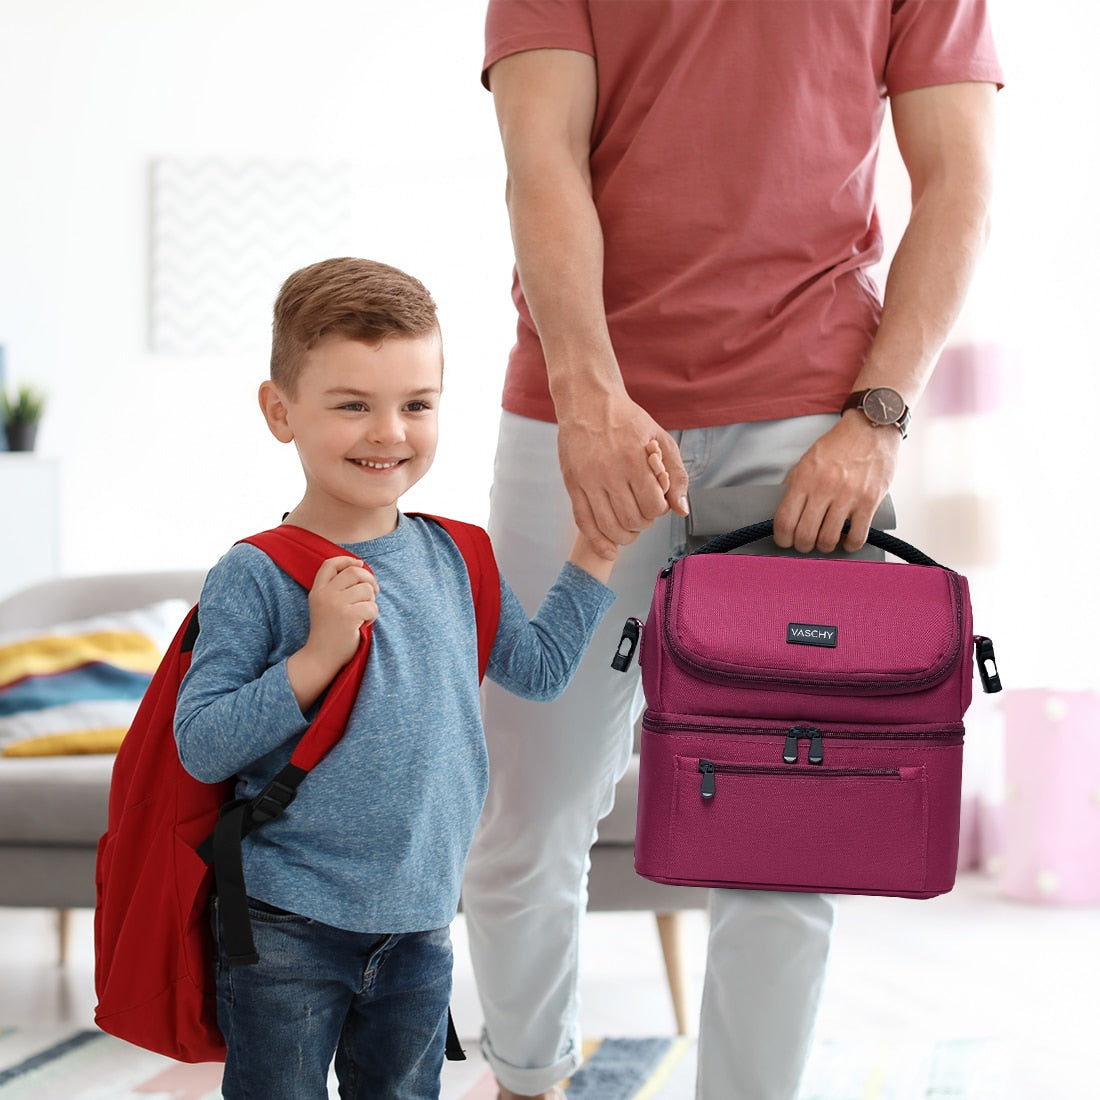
{"left": 270, "top": 257, "right": 439, "bottom": 392}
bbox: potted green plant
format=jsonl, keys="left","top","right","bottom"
{"left": 2, "top": 383, "right": 47, "bottom": 452}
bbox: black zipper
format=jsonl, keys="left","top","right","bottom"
{"left": 659, "top": 568, "right": 965, "bottom": 693}
{"left": 783, "top": 725, "right": 824, "bottom": 765}
{"left": 697, "top": 758, "right": 902, "bottom": 800}
{"left": 644, "top": 714, "right": 964, "bottom": 742}
{"left": 644, "top": 715, "right": 963, "bottom": 768}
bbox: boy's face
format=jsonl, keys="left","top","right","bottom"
{"left": 261, "top": 332, "right": 443, "bottom": 537}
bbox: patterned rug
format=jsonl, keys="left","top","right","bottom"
{"left": 0, "top": 1028, "right": 1005, "bottom": 1099}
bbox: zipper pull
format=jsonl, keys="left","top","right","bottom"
{"left": 784, "top": 726, "right": 825, "bottom": 765}
{"left": 974, "top": 636, "right": 1002, "bottom": 693}
{"left": 699, "top": 760, "right": 716, "bottom": 800}
{"left": 611, "top": 617, "right": 643, "bottom": 672}
{"left": 783, "top": 729, "right": 801, "bottom": 764}
{"left": 808, "top": 728, "right": 825, "bottom": 765}
{"left": 660, "top": 553, "right": 683, "bottom": 578}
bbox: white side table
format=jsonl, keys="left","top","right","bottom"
{"left": 0, "top": 454, "right": 60, "bottom": 601}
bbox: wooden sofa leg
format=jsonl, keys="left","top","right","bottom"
{"left": 655, "top": 911, "right": 690, "bottom": 1035}
{"left": 56, "top": 908, "right": 70, "bottom": 967}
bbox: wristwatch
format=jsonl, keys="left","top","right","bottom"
{"left": 842, "top": 387, "right": 911, "bottom": 439}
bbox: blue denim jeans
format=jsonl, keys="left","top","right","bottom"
{"left": 214, "top": 898, "right": 453, "bottom": 1100}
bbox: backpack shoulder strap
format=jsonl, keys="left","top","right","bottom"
{"left": 412, "top": 514, "right": 501, "bottom": 683}
{"left": 240, "top": 524, "right": 354, "bottom": 590}
{"left": 236, "top": 525, "right": 373, "bottom": 772}
{"left": 205, "top": 526, "right": 373, "bottom": 967}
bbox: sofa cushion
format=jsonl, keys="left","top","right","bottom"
{"left": 0, "top": 755, "right": 114, "bottom": 844}
{"left": 0, "top": 600, "right": 188, "bottom": 756}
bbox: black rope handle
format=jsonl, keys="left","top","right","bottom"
{"left": 690, "top": 520, "right": 944, "bottom": 568}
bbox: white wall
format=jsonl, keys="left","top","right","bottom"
{"left": 0, "top": 0, "right": 515, "bottom": 572}
{"left": 1, "top": 0, "right": 1097, "bottom": 685}
{"left": 961, "top": 1, "right": 1100, "bottom": 688}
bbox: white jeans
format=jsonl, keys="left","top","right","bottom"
{"left": 462, "top": 412, "right": 841, "bottom": 1099}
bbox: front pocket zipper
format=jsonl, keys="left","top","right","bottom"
{"left": 783, "top": 725, "right": 824, "bottom": 765}
{"left": 645, "top": 715, "right": 963, "bottom": 769}
{"left": 697, "top": 759, "right": 902, "bottom": 799}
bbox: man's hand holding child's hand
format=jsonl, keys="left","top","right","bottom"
{"left": 569, "top": 440, "right": 672, "bottom": 583}
{"left": 287, "top": 557, "right": 379, "bottom": 711}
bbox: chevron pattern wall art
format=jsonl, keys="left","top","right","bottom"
{"left": 149, "top": 158, "right": 354, "bottom": 355}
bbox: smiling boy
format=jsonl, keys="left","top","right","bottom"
{"left": 173, "top": 258, "right": 666, "bottom": 1100}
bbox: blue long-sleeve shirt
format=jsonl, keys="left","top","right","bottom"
{"left": 174, "top": 513, "right": 615, "bottom": 933}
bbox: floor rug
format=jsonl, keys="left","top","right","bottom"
{"left": 0, "top": 1027, "right": 1004, "bottom": 1099}
{"left": 457, "top": 1035, "right": 1007, "bottom": 1100}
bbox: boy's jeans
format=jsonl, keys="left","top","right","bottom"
{"left": 214, "top": 898, "right": 452, "bottom": 1100}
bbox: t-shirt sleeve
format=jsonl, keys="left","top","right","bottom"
{"left": 174, "top": 548, "right": 308, "bottom": 783}
{"left": 886, "top": 0, "right": 1004, "bottom": 95}
{"left": 482, "top": 0, "right": 596, "bottom": 88}
{"left": 486, "top": 562, "right": 616, "bottom": 702}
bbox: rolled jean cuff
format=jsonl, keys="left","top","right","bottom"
{"left": 479, "top": 1026, "right": 582, "bottom": 1095}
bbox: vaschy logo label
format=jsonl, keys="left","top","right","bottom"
{"left": 787, "top": 623, "right": 838, "bottom": 648}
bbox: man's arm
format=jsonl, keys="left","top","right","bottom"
{"left": 488, "top": 49, "right": 689, "bottom": 560}
{"left": 774, "top": 80, "right": 998, "bottom": 554}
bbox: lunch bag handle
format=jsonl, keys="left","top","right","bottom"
{"left": 690, "top": 520, "right": 944, "bottom": 568}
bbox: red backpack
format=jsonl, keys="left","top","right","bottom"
{"left": 93, "top": 517, "right": 499, "bottom": 1063}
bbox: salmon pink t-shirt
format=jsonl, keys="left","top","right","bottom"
{"left": 483, "top": 0, "right": 1002, "bottom": 430}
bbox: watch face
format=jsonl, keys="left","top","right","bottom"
{"left": 862, "top": 387, "right": 905, "bottom": 426}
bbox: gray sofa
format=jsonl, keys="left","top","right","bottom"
{"left": 0, "top": 570, "right": 206, "bottom": 962}
{"left": 0, "top": 568, "right": 704, "bottom": 1030}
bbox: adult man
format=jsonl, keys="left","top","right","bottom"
{"left": 463, "top": 3, "right": 1001, "bottom": 1098}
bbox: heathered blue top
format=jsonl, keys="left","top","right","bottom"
{"left": 174, "top": 513, "right": 615, "bottom": 933}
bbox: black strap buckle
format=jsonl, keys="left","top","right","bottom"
{"left": 611, "top": 617, "right": 642, "bottom": 672}
{"left": 248, "top": 777, "right": 298, "bottom": 825}
{"left": 975, "top": 636, "right": 1002, "bottom": 694}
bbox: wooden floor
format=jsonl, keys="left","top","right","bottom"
{"left": 0, "top": 873, "right": 1094, "bottom": 1098}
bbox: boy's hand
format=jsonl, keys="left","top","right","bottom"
{"left": 645, "top": 438, "right": 671, "bottom": 496}
{"left": 287, "top": 556, "right": 379, "bottom": 711}
{"left": 307, "top": 556, "right": 379, "bottom": 658}
{"left": 568, "top": 530, "right": 618, "bottom": 584}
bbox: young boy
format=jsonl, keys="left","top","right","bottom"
{"left": 174, "top": 257, "right": 668, "bottom": 1100}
